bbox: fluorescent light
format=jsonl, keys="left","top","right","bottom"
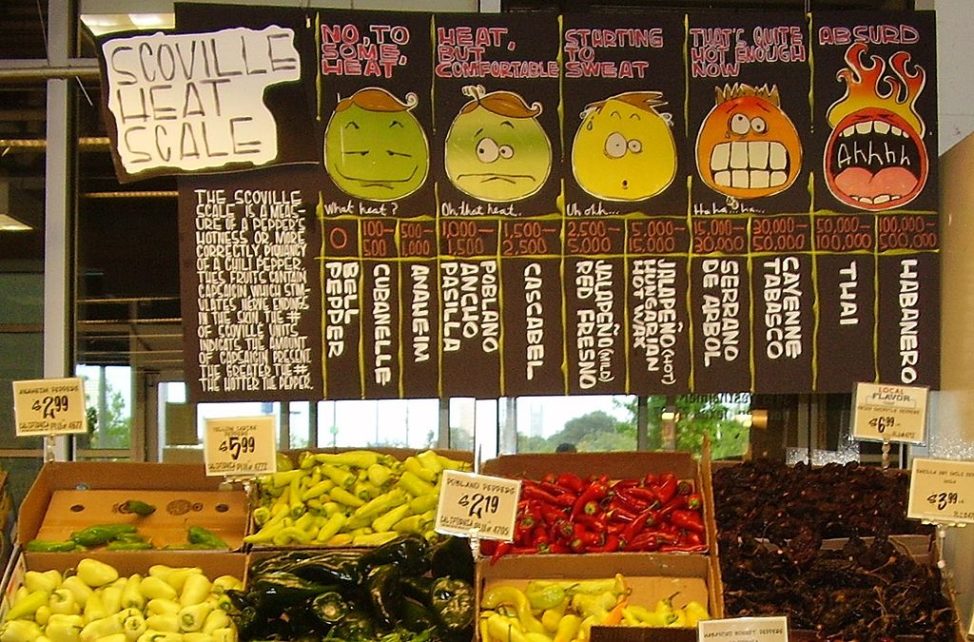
{"left": 0, "top": 214, "right": 32, "bottom": 232}
{"left": 81, "top": 13, "right": 174, "bottom": 36}
{"left": 129, "top": 13, "right": 170, "bottom": 28}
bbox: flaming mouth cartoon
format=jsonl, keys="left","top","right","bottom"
{"left": 824, "top": 43, "right": 927, "bottom": 211}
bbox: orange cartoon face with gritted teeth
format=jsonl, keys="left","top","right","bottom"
{"left": 824, "top": 43, "right": 928, "bottom": 211}
{"left": 695, "top": 84, "right": 802, "bottom": 200}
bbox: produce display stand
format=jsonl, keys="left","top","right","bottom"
{"left": 0, "top": 454, "right": 967, "bottom": 642}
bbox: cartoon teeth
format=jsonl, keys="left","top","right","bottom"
{"left": 839, "top": 120, "right": 910, "bottom": 138}
{"left": 710, "top": 141, "right": 790, "bottom": 188}
{"left": 853, "top": 194, "right": 900, "bottom": 205}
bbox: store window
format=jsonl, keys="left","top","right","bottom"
{"left": 316, "top": 399, "right": 441, "bottom": 449}
{"left": 508, "top": 395, "right": 636, "bottom": 453}
{"left": 76, "top": 364, "right": 133, "bottom": 453}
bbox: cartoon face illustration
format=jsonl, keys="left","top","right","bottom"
{"left": 824, "top": 43, "right": 928, "bottom": 211}
{"left": 695, "top": 84, "right": 802, "bottom": 200}
{"left": 444, "top": 86, "right": 552, "bottom": 203}
{"left": 323, "top": 88, "right": 429, "bottom": 202}
{"left": 571, "top": 92, "right": 677, "bottom": 202}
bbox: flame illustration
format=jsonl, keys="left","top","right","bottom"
{"left": 826, "top": 42, "right": 926, "bottom": 137}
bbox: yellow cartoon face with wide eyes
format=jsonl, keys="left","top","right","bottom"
{"left": 571, "top": 92, "right": 677, "bottom": 202}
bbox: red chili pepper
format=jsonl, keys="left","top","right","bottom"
{"left": 576, "top": 510, "right": 607, "bottom": 532}
{"left": 547, "top": 541, "right": 570, "bottom": 554}
{"left": 621, "top": 507, "right": 658, "bottom": 545}
{"left": 656, "top": 473, "right": 678, "bottom": 504}
{"left": 490, "top": 541, "right": 513, "bottom": 564}
{"left": 541, "top": 472, "right": 559, "bottom": 485}
{"left": 605, "top": 505, "right": 638, "bottom": 523}
{"left": 540, "top": 506, "right": 566, "bottom": 525}
{"left": 551, "top": 518, "right": 575, "bottom": 542}
{"left": 571, "top": 481, "right": 608, "bottom": 519}
{"left": 659, "top": 543, "right": 708, "bottom": 553}
{"left": 522, "top": 483, "right": 564, "bottom": 506}
{"left": 556, "top": 473, "right": 585, "bottom": 494}
{"left": 658, "top": 495, "right": 688, "bottom": 520}
{"left": 611, "top": 488, "right": 650, "bottom": 513}
{"left": 588, "top": 533, "right": 620, "bottom": 553}
{"left": 607, "top": 521, "right": 628, "bottom": 536}
{"left": 685, "top": 492, "right": 703, "bottom": 511}
{"left": 610, "top": 478, "right": 641, "bottom": 491}
{"left": 625, "top": 486, "right": 660, "bottom": 504}
{"left": 643, "top": 473, "right": 658, "bottom": 487}
{"left": 670, "top": 509, "right": 706, "bottom": 534}
{"left": 533, "top": 526, "right": 551, "bottom": 551}
{"left": 680, "top": 529, "right": 704, "bottom": 547}
{"left": 627, "top": 530, "right": 677, "bottom": 551}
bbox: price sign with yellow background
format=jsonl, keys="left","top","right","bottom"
{"left": 12, "top": 377, "right": 87, "bottom": 436}
{"left": 203, "top": 415, "right": 277, "bottom": 477}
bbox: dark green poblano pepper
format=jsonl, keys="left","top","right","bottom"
{"left": 311, "top": 591, "right": 349, "bottom": 625}
{"left": 366, "top": 563, "right": 402, "bottom": 628}
{"left": 333, "top": 609, "right": 376, "bottom": 641}
{"left": 429, "top": 577, "right": 474, "bottom": 632}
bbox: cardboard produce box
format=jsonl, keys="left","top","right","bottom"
{"left": 18, "top": 462, "right": 248, "bottom": 563}
{"left": 478, "top": 552, "right": 722, "bottom": 642}
{"left": 482, "top": 450, "right": 718, "bottom": 554}
{"left": 721, "top": 535, "right": 964, "bottom": 642}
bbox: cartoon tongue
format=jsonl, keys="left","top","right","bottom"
{"left": 834, "top": 166, "right": 918, "bottom": 200}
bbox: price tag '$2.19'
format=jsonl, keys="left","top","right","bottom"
{"left": 435, "top": 470, "right": 521, "bottom": 541}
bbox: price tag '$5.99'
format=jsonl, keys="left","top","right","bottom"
{"left": 204, "top": 416, "right": 277, "bottom": 478}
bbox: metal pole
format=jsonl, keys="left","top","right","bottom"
{"left": 44, "top": 0, "right": 79, "bottom": 461}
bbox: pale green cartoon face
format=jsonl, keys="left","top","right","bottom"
{"left": 324, "top": 104, "right": 429, "bottom": 201}
{"left": 444, "top": 106, "right": 552, "bottom": 202}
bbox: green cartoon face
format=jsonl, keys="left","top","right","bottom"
{"left": 444, "top": 90, "right": 552, "bottom": 203}
{"left": 324, "top": 89, "right": 429, "bottom": 202}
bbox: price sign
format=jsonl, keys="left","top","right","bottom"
{"left": 907, "top": 458, "right": 974, "bottom": 524}
{"left": 697, "top": 616, "right": 788, "bottom": 642}
{"left": 435, "top": 470, "right": 521, "bottom": 541}
{"left": 203, "top": 416, "right": 277, "bottom": 477}
{"left": 12, "top": 377, "right": 87, "bottom": 436}
{"left": 851, "top": 382, "right": 928, "bottom": 444}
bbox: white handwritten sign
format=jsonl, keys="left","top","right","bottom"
{"left": 101, "top": 27, "right": 300, "bottom": 176}
{"left": 435, "top": 470, "right": 521, "bottom": 541}
{"left": 203, "top": 415, "right": 277, "bottom": 477}
{"left": 697, "top": 616, "right": 788, "bottom": 642}
{"left": 12, "top": 378, "right": 87, "bottom": 436}
{"left": 852, "top": 382, "right": 928, "bottom": 444}
{"left": 907, "top": 458, "right": 974, "bottom": 524}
